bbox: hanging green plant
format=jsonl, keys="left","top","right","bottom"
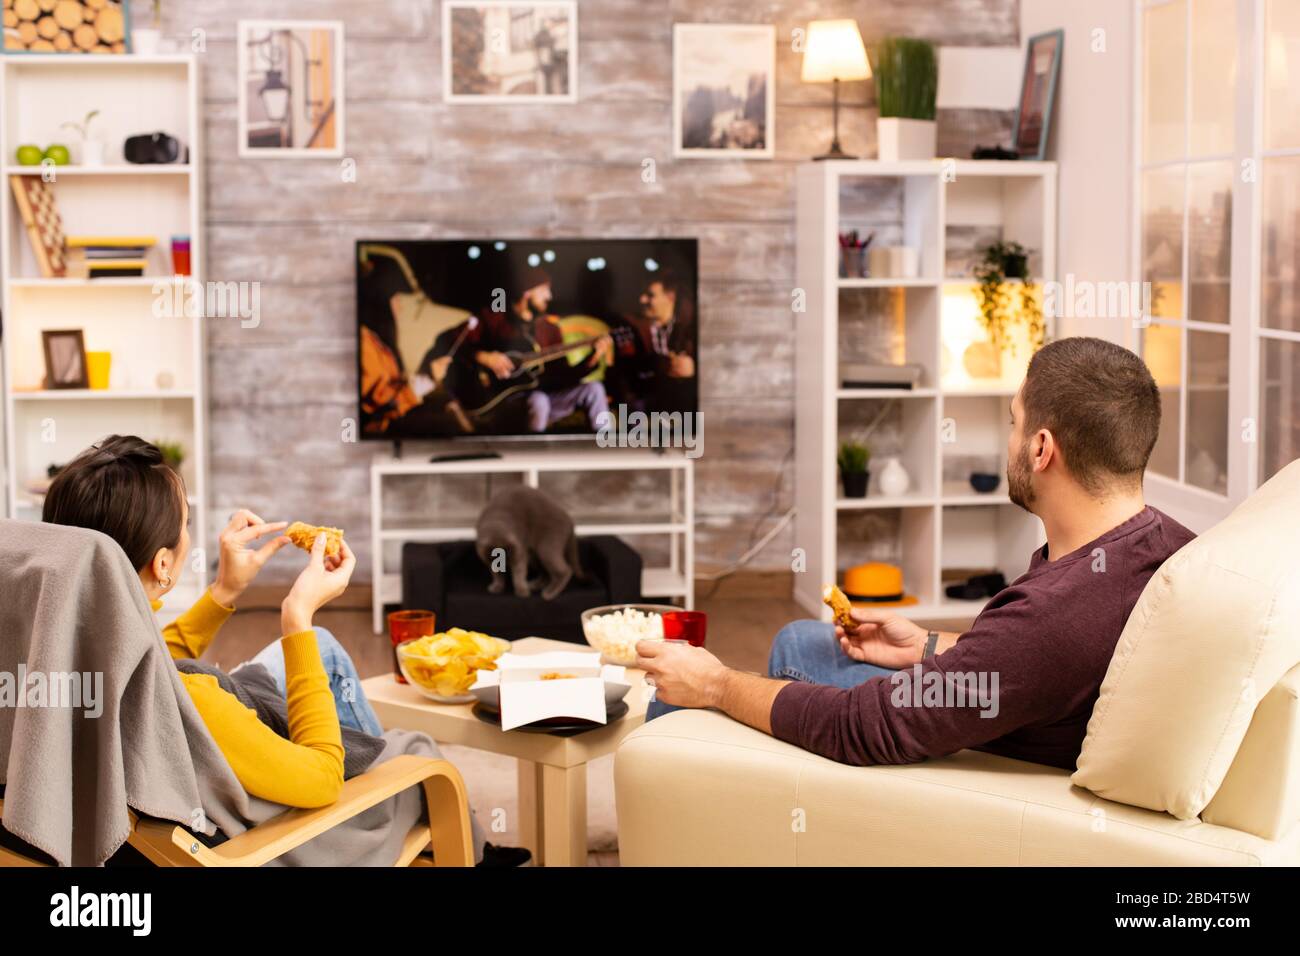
{"left": 972, "top": 240, "right": 1045, "bottom": 356}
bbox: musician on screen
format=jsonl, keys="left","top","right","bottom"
{"left": 445, "top": 265, "right": 614, "bottom": 433}
{"left": 608, "top": 270, "right": 697, "bottom": 417}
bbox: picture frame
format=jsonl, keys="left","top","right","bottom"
{"left": 1012, "top": 29, "right": 1063, "bottom": 162}
{"left": 673, "top": 23, "right": 775, "bottom": 160}
{"left": 41, "top": 329, "right": 87, "bottom": 390}
{"left": 237, "top": 20, "right": 345, "bottom": 158}
{"left": 443, "top": 1, "right": 578, "bottom": 104}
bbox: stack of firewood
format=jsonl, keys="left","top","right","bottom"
{"left": 3, "top": 0, "right": 127, "bottom": 54}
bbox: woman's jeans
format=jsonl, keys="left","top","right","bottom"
{"left": 644, "top": 619, "right": 898, "bottom": 721}
{"left": 243, "top": 627, "right": 386, "bottom": 736}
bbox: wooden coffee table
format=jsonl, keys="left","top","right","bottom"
{"left": 361, "top": 637, "right": 650, "bottom": 867}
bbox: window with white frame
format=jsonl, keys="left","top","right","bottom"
{"left": 1136, "top": 0, "right": 1299, "bottom": 516}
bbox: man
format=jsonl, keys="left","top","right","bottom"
{"left": 444, "top": 265, "right": 612, "bottom": 433}
{"left": 639, "top": 337, "right": 1195, "bottom": 771}
{"left": 609, "top": 272, "right": 697, "bottom": 416}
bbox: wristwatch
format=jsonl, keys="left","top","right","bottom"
{"left": 922, "top": 630, "right": 940, "bottom": 660}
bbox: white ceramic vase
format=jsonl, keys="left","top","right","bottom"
{"left": 79, "top": 140, "right": 105, "bottom": 166}
{"left": 879, "top": 457, "right": 911, "bottom": 497}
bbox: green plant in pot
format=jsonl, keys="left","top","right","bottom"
{"left": 838, "top": 441, "right": 871, "bottom": 498}
{"left": 154, "top": 439, "right": 185, "bottom": 473}
{"left": 972, "top": 240, "right": 1046, "bottom": 361}
{"left": 871, "top": 37, "right": 938, "bottom": 161}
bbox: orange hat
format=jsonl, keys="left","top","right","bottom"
{"left": 843, "top": 562, "right": 907, "bottom": 602}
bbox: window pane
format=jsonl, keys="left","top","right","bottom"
{"left": 1261, "top": 156, "right": 1300, "bottom": 332}
{"left": 1265, "top": 0, "right": 1300, "bottom": 150}
{"left": 1186, "top": 329, "right": 1229, "bottom": 493}
{"left": 1143, "top": 168, "right": 1185, "bottom": 319}
{"left": 1145, "top": 0, "right": 1188, "bottom": 163}
{"left": 1260, "top": 338, "right": 1300, "bottom": 481}
{"left": 1190, "top": 0, "right": 1236, "bottom": 156}
{"left": 1143, "top": 323, "right": 1183, "bottom": 480}
{"left": 1187, "top": 162, "right": 1232, "bottom": 324}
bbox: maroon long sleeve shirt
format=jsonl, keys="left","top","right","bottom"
{"left": 770, "top": 507, "right": 1196, "bottom": 771}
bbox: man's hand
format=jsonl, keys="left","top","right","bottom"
{"left": 477, "top": 350, "right": 515, "bottom": 379}
{"left": 592, "top": 334, "right": 613, "bottom": 365}
{"left": 668, "top": 352, "right": 695, "bottom": 378}
{"left": 281, "top": 535, "right": 356, "bottom": 636}
{"left": 835, "top": 608, "right": 928, "bottom": 668}
{"left": 635, "top": 639, "right": 729, "bottom": 708}
{"left": 211, "top": 509, "right": 289, "bottom": 607}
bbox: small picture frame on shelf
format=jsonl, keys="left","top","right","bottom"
{"left": 1012, "top": 29, "right": 1063, "bottom": 161}
{"left": 41, "top": 329, "right": 88, "bottom": 389}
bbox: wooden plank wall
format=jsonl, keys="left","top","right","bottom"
{"left": 162, "top": 0, "right": 1018, "bottom": 581}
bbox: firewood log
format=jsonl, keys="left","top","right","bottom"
{"left": 93, "top": 2, "right": 121, "bottom": 42}
{"left": 51, "top": 0, "right": 80, "bottom": 31}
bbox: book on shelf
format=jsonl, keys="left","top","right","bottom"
{"left": 64, "top": 236, "right": 156, "bottom": 280}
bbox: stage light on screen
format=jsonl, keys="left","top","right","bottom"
{"left": 527, "top": 253, "right": 541, "bottom": 266}
{"left": 543, "top": 249, "right": 556, "bottom": 262}
{"left": 586, "top": 257, "right": 606, "bottom": 271}
{"left": 494, "top": 241, "right": 507, "bottom": 251}
{"left": 644, "top": 258, "right": 660, "bottom": 271}
{"left": 467, "top": 245, "right": 481, "bottom": 259}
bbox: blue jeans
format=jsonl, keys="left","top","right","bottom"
{"left": 241, "top": 627, "right": 386, "bottom": 737}
{"left": 644, "top": 619, "right": 899, "bottom": 721}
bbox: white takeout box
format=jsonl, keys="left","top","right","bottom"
{"left": 478, "top": 651, "right": 620, "bottom": 731}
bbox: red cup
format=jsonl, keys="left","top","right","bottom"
{"left": 662, "top": 610, "right": 707, "bottom": 647}
{"left": 388, "top": 610, "right": 435, "bottom": 683}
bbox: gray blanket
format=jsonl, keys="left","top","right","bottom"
{"left": 0, "top": 519, "right": 472, "bottom": 866}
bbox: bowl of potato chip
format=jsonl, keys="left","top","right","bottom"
{"left": 396, "top": 628, "right": 511, "bottom": 703}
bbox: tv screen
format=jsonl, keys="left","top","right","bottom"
{"left": 356, "top": 238, "right": 699, "bottom": 441}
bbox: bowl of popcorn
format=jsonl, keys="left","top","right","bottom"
{"left": 580, "top": 604, "right": 683, "bottom": 666}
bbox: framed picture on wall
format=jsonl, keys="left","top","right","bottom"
{"left": 41, "top": 329, "right": 87, "bottom": 389}
{"left": 237, "top": 20, "right": 345, "bottom": 158}
{"left": 1012, "top": 29, "right": 1063, "bottom": 161}
{"left": 673, "top": 23, "right": 775, "bottom": 159}
{"left": 443, "top": 1, "right": 577, "bottom": 103}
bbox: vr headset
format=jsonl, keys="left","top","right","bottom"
{"left": 123, "top": 132, "right": 188, "bottom": 165}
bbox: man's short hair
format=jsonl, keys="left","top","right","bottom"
{"left": 1020, "top": 336, "right": 1161, "bottom": 494}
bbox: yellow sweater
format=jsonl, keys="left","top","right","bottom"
{"left": 157, "top": 591, "right": 345, "bottom": 808}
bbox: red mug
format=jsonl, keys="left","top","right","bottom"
{"left": 662, "top": 610, "right": 707, "bottom": 647}
{"left": 388, "top": 610, "right": 435, "bottom": 683}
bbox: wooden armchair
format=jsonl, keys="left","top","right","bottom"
{"left": 0, "top": 755, "right": 473, "bottom": 867}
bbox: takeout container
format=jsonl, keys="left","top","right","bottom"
{"left": 472, "top": 650, "right": 629, "bottom": 730}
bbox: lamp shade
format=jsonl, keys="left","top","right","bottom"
{"left": 801, "top": 19, "right": 872, "bottom": 84}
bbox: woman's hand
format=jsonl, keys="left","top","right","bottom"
{"left": 835, "top": 607, "right": 928, "bottom": 669}
{"left": 211, "top": 509, "right": 289, "bottom": 607}
{"left": 281, "top": 534, "right": 356, "bottom": 636}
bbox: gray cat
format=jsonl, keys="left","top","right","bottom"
{"left": 475, "top": 486, "right": 583, "bottom": 601}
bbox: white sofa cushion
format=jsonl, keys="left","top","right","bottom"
{"left": 1073, "top": 459, "right": 1300, "bottom": 820}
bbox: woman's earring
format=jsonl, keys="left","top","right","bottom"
{"left": 160, "top": 573, "right": 171, "bottom": 588}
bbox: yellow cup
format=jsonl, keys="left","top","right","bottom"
{"left": 86, "top": 351, "right": 112, "bottom": 390}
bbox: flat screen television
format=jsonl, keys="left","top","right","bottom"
{"left": 356, "top": 238, "right": 699, "bottom": 442}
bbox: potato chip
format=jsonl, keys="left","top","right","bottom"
{"left": 398, "top": 626, "right": 509, "bottom": 697}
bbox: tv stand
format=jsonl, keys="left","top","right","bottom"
{"left": 368, "top": 447, "right": 694, "bottom": 632}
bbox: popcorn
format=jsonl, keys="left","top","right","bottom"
{"left": 582, "top": 607, "right": 665, "bottom": 665}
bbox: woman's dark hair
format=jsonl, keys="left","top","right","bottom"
{"left": 42, "top": 435, "right": 186, "bottom": 572}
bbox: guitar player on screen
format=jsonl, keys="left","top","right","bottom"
{"left": 437, "top": 265, "right": 615, "bottom": 433}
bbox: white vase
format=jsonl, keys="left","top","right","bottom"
{"left": 879, "top": 457, "right": 911, "bottom": 497}
{"left": 79, "top": 140, "right": 104, "bottom": 166}
{"left": 876, "top": 117, "right": 937, "bottom": 161}
{"left": 132, "top": 28, "right": 162, "bottom": 55}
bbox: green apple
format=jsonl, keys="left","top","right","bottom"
{"left": 43, "top": 144, "right": 71, "bottom": 165}
{"left": 15, "top": 144, "right": 43, "bottom": 166}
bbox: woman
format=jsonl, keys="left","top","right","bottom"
{"left": 41, "top": 436, "right": 530, "bottom": 865}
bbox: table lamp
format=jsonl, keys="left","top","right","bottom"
{"left": 801, "top": 19, "right": 872, "bottom": 160}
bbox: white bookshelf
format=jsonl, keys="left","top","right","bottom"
{"left": 0, "top": 54, "right": 207, "bottom": 616}
{"left": 795, "top": 160, "right": 1057, "bottom": 621}
{"left": 370, "top": 448, "right": 694, "bottom": 634}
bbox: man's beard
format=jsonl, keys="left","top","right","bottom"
{"left": 1007, "top": 441, "right": 1036, "bottom": 512}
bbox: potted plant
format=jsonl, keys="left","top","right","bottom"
{"left": 154, "top": 439, "right": 185, "bottom": 473}
{"left": 972, "top": 240, "right": 1046, "bottom": 359}
{"left": 61, "top": 110, "right": 102, "bottom": 166}
{"left": 871, "top": 37, "right": 938, "bottom": 161}
{"left": 838, "top": 441, "right": 871, "bottom": 498}
{"left": 133, "top": 0, "right": 163, "bottom": 55}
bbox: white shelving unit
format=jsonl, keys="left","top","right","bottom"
{"left": 369, "top": 448, "right": 694, "bottom": 633}
{"left": 795, "top": 159, "right": 1057, "bottom": 621}
{"left": 0, "top": 54, "right": 207, "bottom": 616}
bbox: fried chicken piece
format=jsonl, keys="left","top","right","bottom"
{"left": 285, "top": 521, "right": 344, "bottom": 558}
{"left": 822, "top": 583, "right": 855, "bottom": 629}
